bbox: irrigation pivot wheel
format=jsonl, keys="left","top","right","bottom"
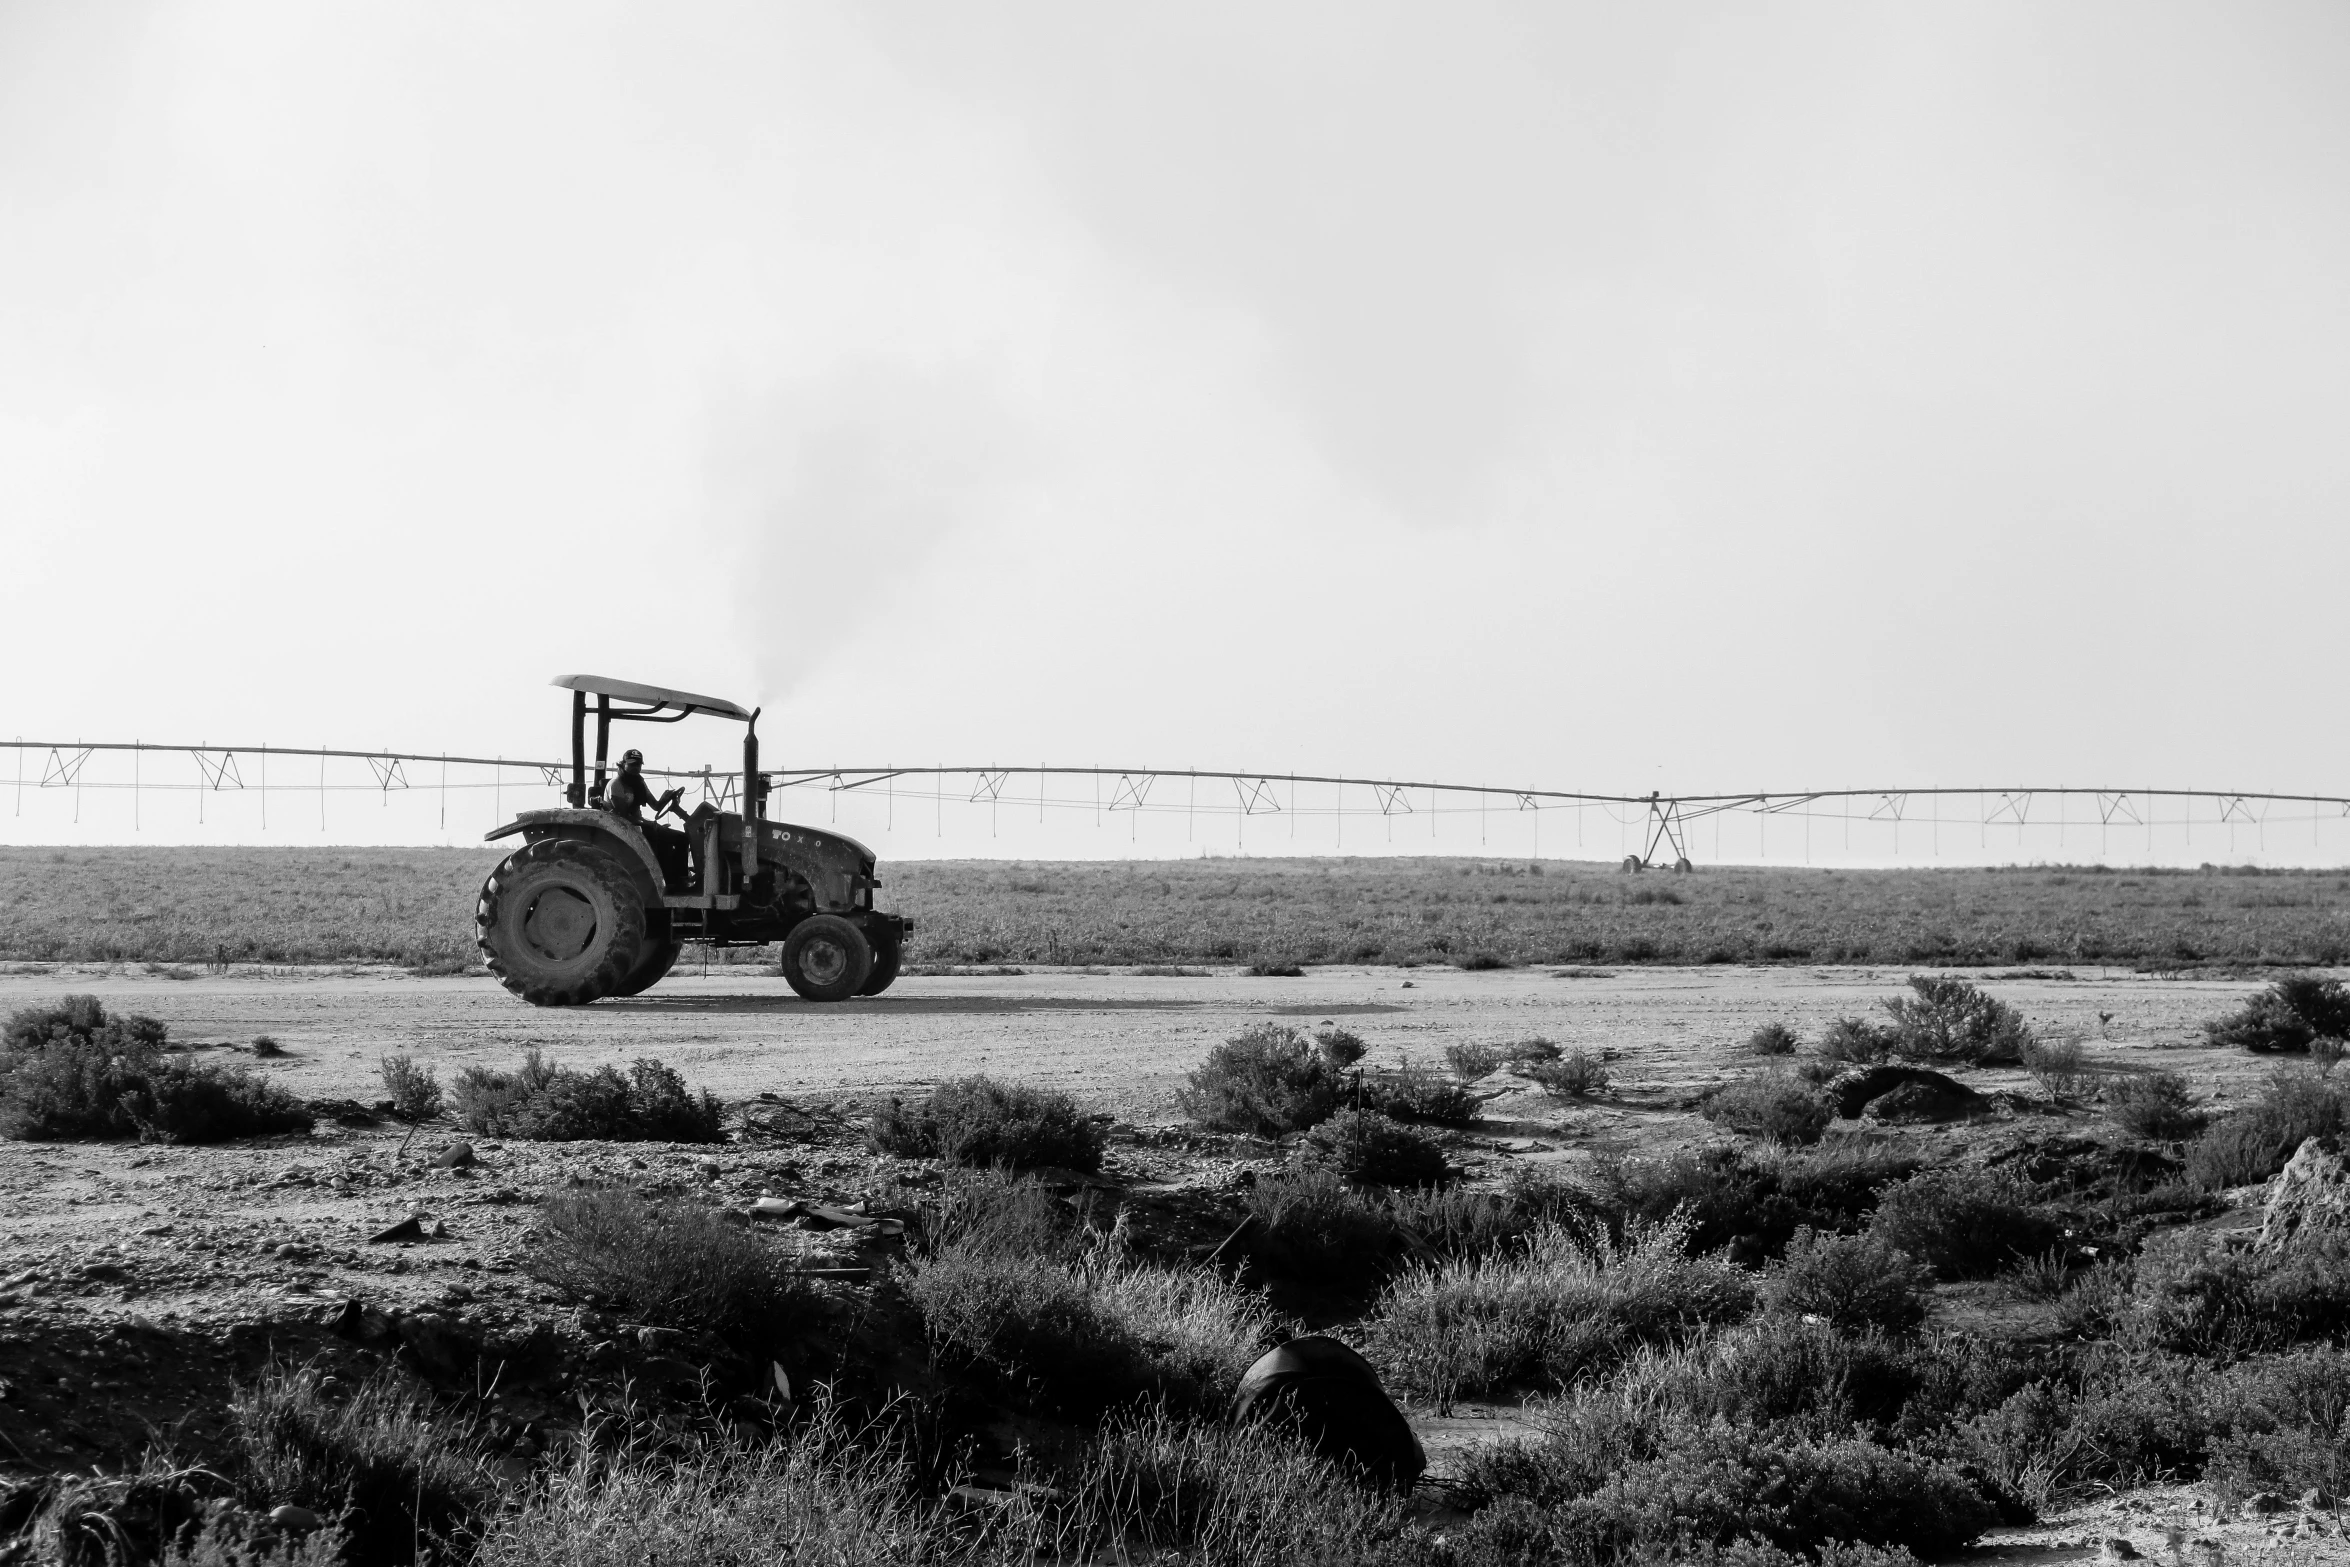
{"left": 477, "top": 838, "right": 647, "bottom": 1006}
{"left": 781, "top": 914, "right": 873, "bottom": 1003}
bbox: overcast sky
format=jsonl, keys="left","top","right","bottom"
{"left": 5, "top": 3, "right": 2348, "bottom": 860}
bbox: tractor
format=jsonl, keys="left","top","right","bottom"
{"left": 476, "top": 674, "right": 909, "bottom": 1006}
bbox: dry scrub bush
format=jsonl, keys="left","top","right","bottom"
{"left": 1523, "top": 1050, "right": 1610, "bottom": 1100}
{"left": 2019, "top": 1034, "right": 2088, "bottom": 1099}
{"left": 1762, "top": 1229, "right": 1932, "bottom": 1336}
{"left": 2205, "top": 975, "right": 2350, "bottom": 1055}
{"left": 1365, "top": 1214, "right": 1753, "bottom": 1405}
{"left": 1578, "top": 1143, "right": 1920, "bottom": 1263}
{"left": 1818, "top": 1016, "right": 1894, "bottom": 1065}
{"left": 1700, "top": 1075, "right": 1831, "bottom": 1146}
{"left": 1878, "top": 976, "right": 2033, "bottom": 1066}
{"left": 1175, "top": 1023, "right": 1346, "bottom": 1135}
{"left": 0, "top": 996, "right": 312, "bottom": 1143}
{"left": 470, "top": 1397, "right": 1421, "bottom": 1567}
{"left": 531, "top": 1188, "right": 812, "bottom": 1343}
{"left": 1745, "top": 1022, "right": 1800, "bottom": 1057}
{"left": 450, "top": 1050, "right": 721, "bottom": 1143}
{"left": 1241, "top": 1169, "right": 1553, "bottom": 1291}
{"left": 2185, "top": 1068, "right": 2348, "bottom": 1188}
{"left": 377, "top": 1054, "right": 441, "bottom": 1123}
{"left": 2106, "top": 1070, "right": 2206, "bottom": 1141}
{"left": 228, "top": 1367, "right": 491, "bottom": 1567}
{"left": 2129, "top": 1235, "right": 2350, "bottom": 1354}
{"left": 869, "top": 1075, "right": 1104, "bottom": 1172}
{"left": 1868, "top": 1168, "right": 2062, "bottom": 1280}
{"left": 1357, "top": 1063, "right": 1480, "bottom": 1126}
{"left": 1445, "top": 1040, "right": 1506, "bottom": 1079}
{"left": 1303, "top": 1109, "right": 1450, "bottom": 1187}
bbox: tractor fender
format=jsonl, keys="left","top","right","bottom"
{"left": 740, "top": 818, "right": 873, "bottom": 913}
{"left": 487, "top": 808, "right": 666, "bottom": 905}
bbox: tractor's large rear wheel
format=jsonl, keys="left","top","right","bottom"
{"left": 858, "top": 927, "right": 902, "bottom": 996}
{"left": 781, "top": 914, "right": 872, "bottom": 1002}
{"left": 612, "top": 934, "right": 684, "bottom": 998}
{"left": 477, "top": 838, "right": 647, "bottom": 1006}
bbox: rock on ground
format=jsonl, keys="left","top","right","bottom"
{"left": 2258, "top": 1136, "right": 2350, "bottom": 1253}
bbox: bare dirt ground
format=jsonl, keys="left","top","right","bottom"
{"left": 2, "top": 962, "right": 2341, "bottom": 1562}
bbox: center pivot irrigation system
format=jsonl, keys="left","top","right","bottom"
{"left": 7, "top": 741, "right": 2349, "bottom": 866}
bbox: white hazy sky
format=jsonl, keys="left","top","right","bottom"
{"left": 4, "top": 3, "right": 2348, "bottom": 859}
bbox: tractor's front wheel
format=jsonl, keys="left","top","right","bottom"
{"left": 477, "top": 838, "right": 647, "bottom": 1006}
{"left": 781, "top": 915, "right": 872, "bottom": 1002}
{"left": 858, "top": 928, "right": 902, "bottom": 997}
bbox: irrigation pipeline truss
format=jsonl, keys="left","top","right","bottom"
{"left": 5, "top": 740, "right": 2348, "bottom": 862}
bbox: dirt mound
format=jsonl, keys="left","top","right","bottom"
{"left": 1823, "top": 1065, "right": 1986, "bottom": 1122}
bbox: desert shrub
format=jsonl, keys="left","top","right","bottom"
{"left": 2131, "top": 1235, "right": 2350, "bottom": 1353}
{"left": 1359, "top": 1062, "right": 1480, "bottom": 1125}
{"left": 228, "top": 1367, "right": 490, "bottom": 1567}
{"left": 1244, "top": 960, "right": 1305, "bottom": 977}
{"left": 1240, "top": 1166, "right": 1402, "bottom": 1287}
{"left": 1818, "top": 1016, "right": 1893, "bottom": 1064}
{"left": 912, "top": 1165, "right": 1091, "bottom": 1260}
{"left": 1461, "top": 1409, "right": 1994, "bottom": 1561}
{"left": 378, "top": 1054, "right": 441, "bottom": 1123}
{"left": 1524, "top": 1049, "right": 1609, "bottom": 1099}
{"left": 2205, "top": 975, "right": 2350, "bottom": 1055}
{"left": 1310, "top": 1023, "right": 1368, "bottom": 1069}
{"left": 250, "top": 1035, "right": 287, "bottom": 1058}
{"left": 532, "top": 1187, "right": 811, "bottom": 1342}
{"left": 1444, "top": 1040, "right": 1506, "bottom": 1080}
{"left": 3, "top": 995, "right": 168, "bottom": 1053}
{"left": 1174, "top": 1024, "right": 1342, "bottom": 1135}
{"left": 1869, "top": 1168, "right": 2062, "bottom": 1280}
{"left": 1764, "top": 1228, "right": 1932, "bottom": 1335}
{"left": 1365, "top": 1214, "right": 1754, "bottom": 1404}
{"left": 2018, "top": 1034, "right": 2087, "bottom": 1098}
{"left": 1580, "top": 1143, "right": 1920, "bottom": 1263}
{"left": 2000, "top": 1247, "right": 2074, "bottom": 1302}
{"left": 0, "top": 998, "right": 312, "bottom": 1143}
{"left": 2184, "top": 1068, "right": 2348, "bottom": 1187}
{"left": 1303, "top": 1109, "right": 1450, "bottom": 1187}
{"left": 1878, "top": 976, "right": 2032, "bottom": 1066}
{"left": 448, "top": 1051, "right": 722, "bottom": 1143}
{"left": 1701, "top": 1074, "right": 1831, "bottom": 1145}
{"left": 906, "top": 1245, "right": 1266, "bottom": 1417}
{"left": 1391, "top": 1181, "right": 1546, "bottom": 1262}
{"left": 1504, "top": 1036, "right": 1564, "bottom": 1064}
{"left": 2106, "top": 1070, "right": 2206, "bottom": 1141}
{"left": 1745, "top": 1022, "right": 1800, "bottom": 1056}
{"left": 869, "top": 1076, "right": 1104, "bottom": 1172}
{"left": 2200, "top": 1349, "right": 2350, "bottom": 1506}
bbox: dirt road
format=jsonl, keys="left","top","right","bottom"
{"left": 0, "top": 961, "right": 2280, "bottom": 1120}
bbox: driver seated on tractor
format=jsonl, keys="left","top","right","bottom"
{"left": 603, "top": 749, "right": 691, "bottom": 887}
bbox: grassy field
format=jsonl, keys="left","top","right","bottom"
{"left": 2, "top": 846, "right": 2348, "bottom": 970}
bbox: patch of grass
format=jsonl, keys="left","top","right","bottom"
{"left": 1878, "top": 975, "right": 2033, "bottom": 1066}
{"left": 448, "top": 1050, "right": 722, "bottom": 1143}
{"left": 2205, "top": 975, "right": 2350, "bottom": 1055}
{"left": 869, "top": 1075, "right": 1105, "bottom": 1172}
{"left": 531, "top": 1187, "right": 813, "bottom": 1343}
{"left": 1819, "top": 1016, "right": 1894, "bottom": 1064}
{"left": 1746, "top": 1021, "right": 1800, "bottom": 1056}
{"left": 228, "top": 1366, "right": 491, "bottom": 1567}
{"left": 1523, "top": 1049, "right": 1610, "bottom": 1100}
{"left": 1701, "top": 1074, "right": 1832, "bottom": 1145}
{"left": 2185, "top": 1067, "right": 2348, "bottom": 1188}
{"left": 378, "top": 1054, "right": 441, "bottom": 1123}
{"left": 2106, "top": 1070, "right": 2206, "bottom": 1141}
{"left": 1869, "top": 1168, "right": 2063, "bottom": 1280}
{"left": 2019, "top": 1034, "right": 2089, "bottom": 1099}
{"left": 1366, "top": 1213, "right": 1755, "bottom": 1405}
{"left": 1444, "top": 1040, "right": 1506, "bottom": 1080}
{"left": 1174, "top": 1023, "right": 1344, "bottom": 1135}
{"left": 0, "top": 995, "right": 313, "bottom": 1143}
{"left": 1240, "top": 1166, "right": 1403, "bottom": 1288}
{"left": 1762, "top": 1228, "right": 1933, "bottom": 1335}
{"left": 1302, "top": 1109, "right": 1450, "bottom": 1186}
{"left": 1358, "top": 1061, "right": 1480, "bottom": 1125}
{"left": 906, "top": 1243, "right": 1267, "bottom": 1418}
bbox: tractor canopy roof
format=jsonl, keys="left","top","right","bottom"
{"left": 551, "top": 674, "right": 753, "bottom": 722}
